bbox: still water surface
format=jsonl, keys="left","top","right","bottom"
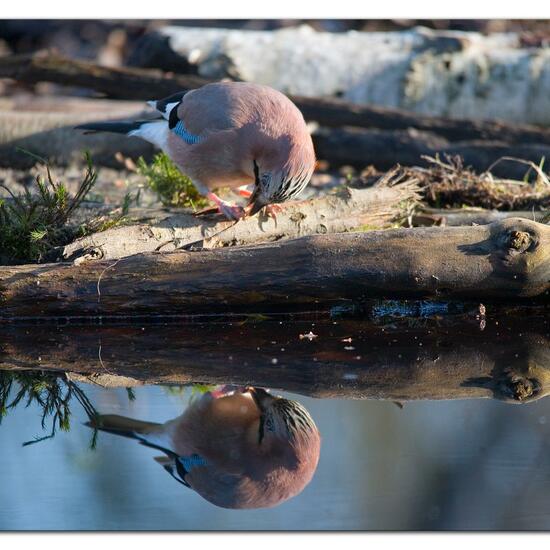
{"left": 2, "top": 383, "right": 550, "bottom": 530}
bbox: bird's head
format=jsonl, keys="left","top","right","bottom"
{"left": 249, "top": 136, "right": 315, "bottom": 215}
{"left": 247, "top": 387, "right": 320, "bottom": 457}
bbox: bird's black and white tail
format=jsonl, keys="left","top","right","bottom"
{"left": 147, "top": 91, "right": 186, "bottom": 120}
{"left": 75, "top": 119, "right": 169, "bottom": 149}
{"left": 85, "top": 413, "right": 177, "bottom": 453}
{"left": 85, "top": 413, "right": 161, "bottom": 440}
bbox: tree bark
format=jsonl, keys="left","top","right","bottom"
{"left": 2, "top": 315, "right": 549, "bottom": 404}
{"left": 1, "top": 218, "right": 549, "bottom": 320}
{"left": 3, "top": 52, "right": 550, "bottom": 146}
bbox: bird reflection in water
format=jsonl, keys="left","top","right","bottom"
{"left": 87, "top": 385, "right": 321, "bottom": 509}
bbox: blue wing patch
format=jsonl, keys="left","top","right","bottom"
{"left": 179, "top": 454, "right": 207, "bottom": 471}
{"left": 172, "top": 120, "right": 202, "bottom": 145}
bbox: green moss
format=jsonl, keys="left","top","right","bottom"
{"left": 137, "top": 152, "right": 209, "bottom": 209}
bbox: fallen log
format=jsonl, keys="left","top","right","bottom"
{"left": 2, "top": 314, "right": 550, "bottom": 403}
{"left": 59, "top": 173, "right": 420, "bottom": 261}
{"left": 134, "top": 25, "right": 550, "bottom": 126}
{"left": 313, "top": 127, "right": 550, "bottom": 179}
{"left": 1, "top": 218, "right": 549, "bottom": 320}
{"left": 3, "top": 52, "right": 550, "bottom": 146}
{"left": 0, "top": 51, "right": 209, "bottom": 100}
{"left": 412, "top": 208, "right": 547, "bottom": 227}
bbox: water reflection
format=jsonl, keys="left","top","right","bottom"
{"left": 0, "top": 372, "right": 320, "bottom": 510}
{"left": 87, "top": 385, "right": 320, "bottom": 509}
{"left": 2, "top": 310, "right": 550, "bottom": 528}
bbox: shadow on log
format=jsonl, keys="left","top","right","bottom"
{"left": 0, "top": 218, "right": 549, "bottom": 320}
{"left": 2, "top": 314, "right": 550, "bottom": 404}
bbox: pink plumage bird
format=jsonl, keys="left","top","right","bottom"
{"left": 77, "top": 82, "right": 316, "bottom": 220}
{"left": 86, "top": 386, "right": 321, "bottom": 509}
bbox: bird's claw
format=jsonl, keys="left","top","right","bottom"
{"left": 244, "top": 203, "right": 284, "bottom": 221}
{"left": 264, "top": 204, "right": 284, "bottom": 219}
{"left": 218, "top": 202, "right": 245, "bottom": 221}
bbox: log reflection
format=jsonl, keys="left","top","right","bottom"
{"left": 1, "top": 311, "right": 550, "bottom": 403}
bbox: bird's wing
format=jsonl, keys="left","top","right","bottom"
{"left": 148, "top": 90, "right": 205, "bottom": 145}
{"left": 153, "top": 82, "right": 274, "bottom": 138}
{"left": 154, "top": 455, "right": 208, "bottom": 489}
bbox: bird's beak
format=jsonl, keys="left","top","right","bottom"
{"left": 247, "top": 197, "right": 267, "bottom": 217}
{"left": 247, "top": 183, "right": 267, "bottom": 217}
{"left": 247, "top": 387, "right": 275, "bottom": 411}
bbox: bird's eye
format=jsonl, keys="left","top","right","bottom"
{"left": 258, "top": 415, "right": 275, "bottom": 444}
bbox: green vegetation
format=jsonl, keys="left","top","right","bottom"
{"left": 0, "top": 370, "right": 99, "bottom": 447}
{"left": 0, "top": 151, "right": 136, "bottom": 264}
{"left": 0, "top": 152, "right": 98, "bottom": 263}
{"left": 191, "top": 383, "right": 217, "bottom": 396}
{"left": 0, "top": 370, "right": 140, "bottom": 448}
{"left": 80, "top": 191, "right": 134, "bottom": 236}
{"left": 137, "top": 152, "right": 208, "bottom": 209}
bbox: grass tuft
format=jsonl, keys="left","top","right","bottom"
{"left": 137, "top": 152, "right": 209, "bottom": 209}
{"left": 0, "top": 152, "right": 98, "bottom": 263}
{"left": 0, "top": 151, "right": 138, "bottom": 264}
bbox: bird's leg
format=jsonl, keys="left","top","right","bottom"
{"left": 209, "top": 385, "right": 248, "bottom": 399}
{"left": 189, "top": 179, "right": 245, "bottom": 220}
{"left": 237, "top": 184, "right": 253, "bottom": 198}
{"left": 206, "top": 192, "right": 245, "bottom": 221}
{"left": 265, "top": 203, "right": 284, "bottom": 218}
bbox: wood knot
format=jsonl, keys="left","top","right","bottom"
{"left": 501, "top": 376, "right": 539, "bottom": 402}
{"left": 290, "top": 212, "right": 306, "bottom": 223}
{"left": 508, "top": 230, "right": 532, "bottom": 253}
{"left": 72, "top": 246, "right": 104, "bottom": 265}
{"left": 316, "top": 224, "right": 328, "bottom": 234}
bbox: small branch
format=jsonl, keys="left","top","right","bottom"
{"left": 60, "top": 171, "right": 421, "bottom": 262}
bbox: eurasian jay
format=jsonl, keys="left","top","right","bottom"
{"left": 76, "top": 82, "right": 316, "bottom": 220}
{"left": 86, "top": 386, "right": 321, "bottom": 509}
